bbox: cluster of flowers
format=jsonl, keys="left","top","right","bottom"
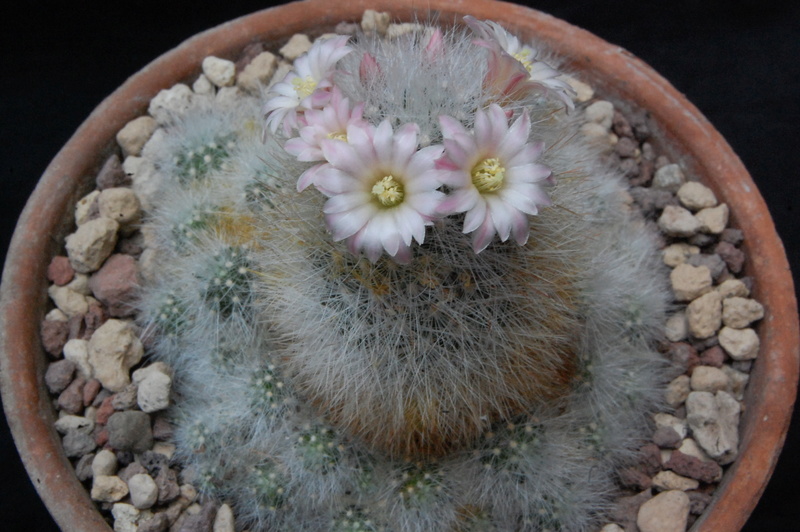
{"left": 263, "top": 17, "right": 575, "bottom": 262}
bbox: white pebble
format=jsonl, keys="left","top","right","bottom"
{"left": 92, "top": 449, "right": 118, "bottom": 477}
{"left": 202, "top": 56, "right": 236, "bottom": 87}
{"left": 128, "top": 473, "right": 159, "bottom": 509}
{"left": 652, "top": 164, "right": 686, "bottom": 192}
{"left": 718, "top": 326, "right": 760, "bottom": 360}
{"left": 686, "top": 391, "right": 740, "bottom": 464}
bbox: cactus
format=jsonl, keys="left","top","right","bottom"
{"left": 136, "top": 17, "right": 669, "bottom": 531}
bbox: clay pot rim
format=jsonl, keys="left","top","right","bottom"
{"left": 1, "top": 1, "right": 797, "bottom": 530}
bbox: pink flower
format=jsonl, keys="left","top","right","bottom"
{"left": 313, "top": 121, "right": 446, "bottom": 263}
{"left": 436, "top": 104, "right": 553, "bottom": 253}
{"left": 283, "top": 87, "right": 367, "bottom": 192}
{"left": 263, "top": 36, "right": 352, "bottom": 135}
{"left": 464, "top": 16, "right": 575, "bottom": 109}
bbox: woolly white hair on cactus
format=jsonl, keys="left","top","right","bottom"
{"left": 135, "top": 15, "right": 671, "bottom": 532}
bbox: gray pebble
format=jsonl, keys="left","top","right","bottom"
{"left": 45, "top": 359, "right": 76, "bottom": 394}
{"left": 107, "top": 411, "right": 153, "bottom": 453}
{"left": 62, "top": 429, "right": 97, "bottom": 458}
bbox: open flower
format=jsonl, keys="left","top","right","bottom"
{"left": 436, "top": 104, "right": 552, "bottom": 252}
{"left": 313, "top": 121, "right": 446, "bottom": 263}
{"left": 263, "top": 35, "right": 352, "bottom": 135}
{"left": 464, "top": 16, "right": 575, "bottom": 109}
{"left": 283, "top": 87, "right": 367, "bottom": 192}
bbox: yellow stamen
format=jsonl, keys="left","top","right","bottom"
{"left": 371, "top": 175, "right": 405, "bottom": 207}
{"left": 292, "top": 76, "right": 317, "bottom": 99}
{"left": 513, "top": 49, "right": 534, "bottom": 73}
{"left": 471, "top": 158, "right": 505, "bottom": 193}
{"left": 327, "top": 131, "right": 347, "bottom": 142}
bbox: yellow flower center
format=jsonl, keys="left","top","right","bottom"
{"left": 371, "top": 175, "right": 405, "bottom": 207}
{"left": 471, "top": 158, "right": 506, "bottom": 193}
{"left": 513, "top": 49, "right": 534, "bottom": 73}
{"left": 292, "top": 76, "right": 317, "bottom": 99}
{"left": 327, "top": 131, "right": 347, "bottom": 142}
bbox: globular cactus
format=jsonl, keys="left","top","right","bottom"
{"left": 136, "top": 15, "right": 670, "bottom": 532}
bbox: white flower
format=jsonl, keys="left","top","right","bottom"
{"left": 436, "top": 104, "right": 553, "bottom": 252}
{"left": 313, "top": 121, "right": 446, "bottom": 263}
{"left": 283, "top": 87, "right": 366, "bottom": 192}
{"left": 464, "top": 16, "right": 575, "bottom": 109}
{"left": 263, "top": 35, "right": 352, "bottom": 135}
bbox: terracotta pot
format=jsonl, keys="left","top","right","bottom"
{"left": 1, "top": 1, "right": 797, "bottom": 530}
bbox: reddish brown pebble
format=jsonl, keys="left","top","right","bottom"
{"left": 41, "top": 318, "right": 69, "bottom": 357}
{"left": 668, "top": 342, "right": 700, "bottom": 374}
{"left": 45, "top": 359, "right": 77, "bottom": 394}
{"left": 83, "top": 300, "right": 108, "bottom": 339}
{"left": 152, "top": 416, "right": 174, "bottom": 441}
{"left": 699, "top": 345, "right": 726, "bottom": 368}
{"left": 96, "top": 154, "right": 131, "bottom": 190}
{"left": 638, "top": 443, "right": 663, "bottom": 476}
{"left": 619, "top": 466, "right": 653, "bottom": 490}
{"left": 96, "top": 396, "right": 116, "bottom": 425}
{"left": 610, "top": 489, "right": 653, "bottom": 531}
{"left": 137, "top": 513, "right": 170, "bottom": 532}
{"left": 652, "top": 426, "right": 682, "bottom": 449}
{"left": 88, "top": 254, "right": 138, "bottom": 318}
{"left": 83, "top": 378, "right": 102, "bottom": 406}
{"left": 714, "top": 241, "right": 745, "bottom": 274}
{"left": 176, "top": 501, "right": 218, "bottom": 532}
{"left": 720, "top": 228, "right": 744, "bottom": 246}
{"left": 118, "top": 462, "right": 148, "bottom": 484}
{"left": 155, "top": 467, "right": 181, "bottom": 504}
{"left": 68, "top": 314, "right": 87, "bottom": 340}
{"left": 47, "top": 256, "right": 75, "bottom": 285}
{"left": 615, "top": 136, "right": 638, "bottom": 158}
{"left": 688, "top": 490, "right": 712, "bottom": 515}
{"left": 666, "top": 450, "right": 723, "bottom": 483}
{"left": 94, "top": 427, "right": 109, "bottom": 447}
{"left": 235, "top": 41, "right": 267, "bottom": 72}
{"left": 57, "top": 376, "right": 86, "bottom": 415}
{"left": 612, "top": 110, "right": 634, "bottom": 138}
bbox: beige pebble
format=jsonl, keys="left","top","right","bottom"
{"left": 670, "top": 263, "right": 712, "bottom": 302}
{"left": 92, "top": 449, "right": 118, "bottom": 477}
{"left": 722, "top": 297, "right": 765, "bottom": 328}
{"left": 665, "top": 375, "right": 691, "bottom": 407}
{"left": 116, "top": 116, "right": 158, "bottom": 157}
{"left": 111, "top": 503, "right": 140, "bottom": 532}
{"left": 718, "top": 326, "right": 760, "bottom": 360}
{"left": 361, "top": 9, "right": 391, "bottom": 34}
{"left": 88, "top": 319, "right": 144, "bottom": 392}
{"left": 48, "top": 284, "right": 89, "bottom": 318}
{"left": 98, "top": 187, "right": 141, "bottom": 228}
{"left": 696, "top": 203, "right": 729, "bottom": 234}
{"left": 192, "top": 74, "right": 215, "bottom": 95}
{"left": 653, "top": 412, "right": 688, "bottom": 438}
{"left": 690, "top": 365, "right": 730, "bottom": 393}
{"left": 280, "top": 33, "right": 312, "bottom": 60}
{"left": 237, "top": 51, "right": 278, "bottom": 94}
{"left": 686, "top": 391, "right": 741, "bottom": 464}
{"left": 677, "top": 181, "right": 717, "bottom": 210}
{"left": 686, "top": 291, "right": 722, "bottom": 339}
{"left": 662, "top": 243, "right": 700, "bottom": 267}
{"left": 202, "top": 56, "right": 236, "bottom": 87}
{"left": 652, "top": 164, "right": 686, "bottom": 192}
{"left": 75, "top": 190, "right": 100, "bottom": 226}
{"left": 658, "top": 205, "right": 700, "bottom": 237}
{"left": 652, "top": 470, "right": 699, "bottom": 491}
{"left": 213, "top": 504, "right": 236, "bottom": 532}
{"left": 585, "top": 100, "right": 615, "bottom": 130}
{"left": 665, "top": 312, "right": 688, "bottom": 342}
{"left": 91, "top": 475, "right": 129, "bottom": 502}
{"left": 716, "top": 278, "right": 750, "bottom": 299}
{"left": 637, "top": 490, "right": 690, "bottom": 532}
{"left": 65, "top": 217, "right": 119, "bottom": 273}
{"left": 560, "top": 75, "right": 594, "bottom": 102}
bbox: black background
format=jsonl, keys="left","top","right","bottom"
{"left": 1, "top": 1, "right": 798, "bottom": 530}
